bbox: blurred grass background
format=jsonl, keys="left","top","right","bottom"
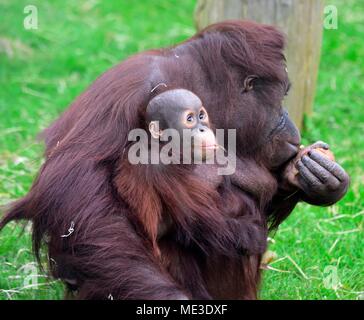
{"left": 0, "top": 0, "right": 363, "bottom": 300}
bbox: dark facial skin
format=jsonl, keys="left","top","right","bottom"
{"left": 146, "top": 89, "right": 217, "bottom": 160}
{"left": 264, "top": 109, "right": 301, "bottom": 169}
{"left": 236, "top": 73, "right": 349, "bottom": 206}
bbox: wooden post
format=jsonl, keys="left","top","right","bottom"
{"left": 195, "top": 0, "right": 324, "bottom": 128}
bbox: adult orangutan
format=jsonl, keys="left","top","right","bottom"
{"left": 0, "top": 20, "right": 349, "bottom": 299}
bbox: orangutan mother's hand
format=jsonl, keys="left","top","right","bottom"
{"left": 295, "top": 144, "right": 350, "bottom": 206}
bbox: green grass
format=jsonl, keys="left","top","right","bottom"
{"left": 0, "top": 0, "right": 362, "bottom": 300}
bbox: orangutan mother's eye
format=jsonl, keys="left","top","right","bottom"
{"left": 242, "top": 75, "right": 258, "bottom": 93}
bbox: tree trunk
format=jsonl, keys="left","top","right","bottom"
{"left": 195, "top": 0, "right": 324, "bottom": 128}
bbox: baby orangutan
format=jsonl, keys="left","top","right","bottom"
{"left": 146, "top": 88, "right": 231, "bottom": 189}
{"left": 145, "top": 88, "right": 267, "bottom": 252}
{"left": 146, "top": 89, "right": 220, "bottom": 164}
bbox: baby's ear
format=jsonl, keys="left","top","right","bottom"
{"left": 149, "top": 121, "right": 162, "bottom": 139}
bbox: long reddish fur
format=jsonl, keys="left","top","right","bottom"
{"left": 0, "top": 20, "right": 300, "bottom": 299}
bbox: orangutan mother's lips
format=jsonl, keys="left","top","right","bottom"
{"left": 287, "top": 141, "right": 300, "bottom": 157}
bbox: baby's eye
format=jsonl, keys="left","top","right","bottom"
{"left": 186, "top": 114, "right": 194, "bottom": 122}
{"left": 199, "top": 111, "right": 206, "bottom": 120}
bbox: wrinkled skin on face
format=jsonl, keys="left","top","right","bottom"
{"left": 246, "top": 75, "right": 350, "bottom": 206}
{"left": 209, "top": 60, "right": 349, "bottom": 207}
{"left": 254, "top": 96, "right": 349, "bottom": 206}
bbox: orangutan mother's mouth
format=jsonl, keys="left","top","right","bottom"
{"left": 271, "top": 141, "right": 300, "bottom": 172}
